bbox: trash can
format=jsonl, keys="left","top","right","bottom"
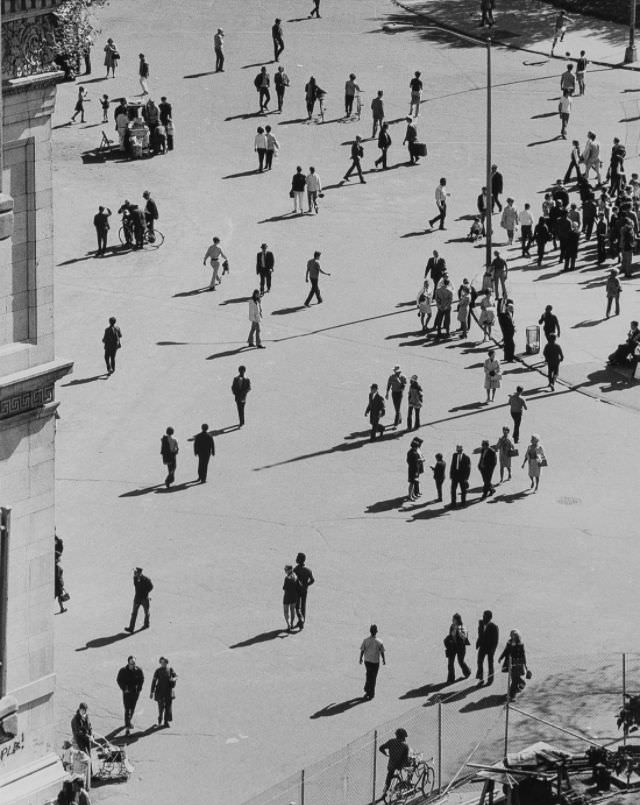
{"left": 525, "top": 325, "right": 540, "bottom": 355}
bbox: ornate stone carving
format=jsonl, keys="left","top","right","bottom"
{"left": 2, "top": 14, "right": 58, "bottom": 80}
{"left": 0, "top": 384, "right": 54, "bottom": 418}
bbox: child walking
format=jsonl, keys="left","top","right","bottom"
{"left": 431, "top": 453, "right": 446, "bottom": 501}
{"left": 101, "top": 94, "right": 110, "bottom": 123}
{"left": 70, "top": 87, "right": 88, "bottom": 124}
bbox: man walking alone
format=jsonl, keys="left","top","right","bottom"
{"left": 125, "top": 566, "right": 153, "bottom": 633}
{"left": 193, "top": 424, "right": 215, "bottom": 483}
{"left": 102, "top": 316, "right": 121, "bottom": 375}
{"left": 231, "top": 365, "right": 251, "bottom": 426}
{"left": 359, "top": 624, "right": 385, "bottom": 700}
{"left": 304, "top": 251, "right": 330, "bottom": 306}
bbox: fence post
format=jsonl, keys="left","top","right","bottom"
{"left": 438, "top": 702, "right": 443, "bottom": 793}
{"left": 623, "top": 653, "right": 627, "bottom": 747}
{"left": 300, "top": 769, "right": 305, "bottom": 805}
{"left": 504, "top": 657, "right": 511, "bottom": 757}
{"left": 372, "top": 729, "right": 378, "bottom": 804}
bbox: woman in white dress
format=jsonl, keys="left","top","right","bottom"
{"left": 522, "top": 433, "right": 546, "bottom": 492}
{"left": 483, "top": 349, "right": 501, "bottom": 404}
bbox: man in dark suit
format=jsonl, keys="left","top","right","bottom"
{"left": 478, "top": 439, "right": 497, "bottom": 498}
{"left": 449, "top": 444, "right": 470, "bottom": 507}
{"left": 491, "top": 164, "right": 503, "bottom": 212}
{"left": 256, "top": 243, "right": 275, "bottom": 295}
{"left": 365, "top": 383, "right": 385, "bottom": 441}
{"left": 231, "top": 365, "right": 251, "bottom": 426}
{"left": 158, "top": 96, "right": 172, "bottom": 126}
{"left": 102, "top": 316, "right": 122, "bottom": 375}
{"left": 125, "top": 567, "right": 153, "bottom": 633}
{"left": 116, "top": 655, "right": 144, "bottom": 735}
{"left": 476, "top": 610, "right": 499, "bottom": 683}
{"left": 193, "top": 423, "right": 215, "bottom": 483}
{"left": 425, "top": 250, "right": 446, "bottom": 287}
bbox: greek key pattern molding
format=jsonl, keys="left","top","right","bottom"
{"left": 0, "top": 384, "right": 54, "bottom": 418}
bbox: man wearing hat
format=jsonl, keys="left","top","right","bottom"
{"left": 449, "top": 444, "right": 471, "bottom": 508}
{"left": 477, "top": 439, "right": 497, "bottom": 498}
{"left": 365, "top": 383, "right": 385, "bottom": 441}
{"left": 256, "top": 242, "right": 275, "bottom": 295}
{"left": 605, "top": 268, "right": 622, "bottom": 318}
{"left": 272, "top": 18, "right": 284, "bottom": 62}
{"left": 150, "top": 656, "right": 177, "bottom": 727}
{"left": 406, "top": 436, "right": 424, "bottom": 501}
{"left": 386, "top": 365, "right": 407, "bottom": 428}
{"left": 214, "top": 28, "right": 224, "bottom": 72}
{"left": 125, "top": 567, "right": 153, "bottom": 633}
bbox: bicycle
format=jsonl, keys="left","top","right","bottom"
{"left": 118, "top": 225, "right": 164, "bottom": 249}
{"left": 384, "top": 754, "right": 436, "bottom": 804}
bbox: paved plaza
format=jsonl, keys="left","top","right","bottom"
{"left": 50, "top": 0, "right": 640, "bottom": 802}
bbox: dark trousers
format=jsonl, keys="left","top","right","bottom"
{"left": 583, "top": 219, "right": 594, "bottom": 240}
{"left": 563, "top": 157, "right": 581, "bottom": 183}
{"left": 510, "top": 410, "right": 522, "bottom": 443}
{"left": 276, "top": 88, "right": 285, "bottom": 111}
{"left": 273, "top": 39, "right": 284, "bottom": 61}
{"left": 156, "top": 696, "right": 173, "bottom": 725}
{"left": 305, "top": 277, "right": 322, "bottom": 305}
{"left": 129, "top": 596, "right": 150, "bottom": 630}
{"left": 407, "top": 405, "right": 420, "bottom": 430}
{"left": 123, "top": 692, "right": 139, "bottom": 728}
{"left": 375, "top": 146, "right": 388, "bottom": 169}
{"left": 434, "top": 308, "right": 451, "bottom": 336}
{"left": 257, "top": 148, "right": 266, "bottom": 171}
{"left": 447, "top": 648, "right": 470, "bottom": 682}
{"left": 96, "top": 230, "right": 108, "bottom": 253}
{"left": 259, "top": 271, "right": 272, "bottom": 294}
{"left": 521, "top": 225, "right": 532, "bottom": 256}
{"left": 597, "top": 236, "right": 606, "bottom": 263}
{"left": 492, "top": 193, "right": 502, "bottom": 212}
{"left": 430, "top": 203, "right": 446, "bottom": 229}
{"left": 345, "top": 93, "right": 355, "bottom": 116}
{"left": 344, "top": 157, "right": 364, "bottom": 182}
{"left": 310, "top": 0, "right": 320, "bottom": 16}
{"left": 476, "top": 647, "right": 495, "bottom": 680}
{"left": 215, "top": 48, "right": 224, "bottom": 71}
{"left": 503, "top": 333, "right": 515, "bottom": 361}
{"left": 547, "top": 362, "right": 560, "bottom": 387}
{"left": 369, "top": 415, "right": 384, "bottom": 440}
{"left": 265, "top": 149, "right": 274, "bottom": 170}
{"left": 364, "top": 661, "right": 379, "bottom": 698}
{"left": 104, "top": 347, "right": 117, "bottom": 373}
{"left": 391, "top": 391, "right": 403, "bottom": 426}
{"left": 480, "top": 468, "right": 495, "bottom": 497}
{"left": 536, "top": 240, "right": 545, "bottom": 264}
{"left": 197, "top": 454, "right": 211, "bottom": 482}
{"left": 563, "top": 253, "right": 576, "bottom": 271}
{"left": 480, "top": 8, "right": 494, "bottom": 25}
{"left": 450, "top": 478, "right": 467, "bottom": 506}
{"left": 235, "top": 397, "right": 246, "bottom": 426}
{"left": 295, "top": 589, "right": 308, "bottom": 623}
{"left": 259, "top": 88, "right": 270, "bottom": 110}
{"left": 164, "top": 458, "right": 176, "bottom": 486}
{"left": 606, "top": 294, "right": 620, "bottom": 316}
{"left": 435, "top": 480, "right": 443, "bottom": 501}
{"left": 558, "top": 238, "right": 567, "bottom": 263}
{"left": 407, "top": 143, "right": 417, "bottom": 164}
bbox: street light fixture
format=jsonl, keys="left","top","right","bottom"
{"left": 625, "top": 0, "right": 637, "bottom": 64}
{"left": 420, "top": 27, "right": 493, "bottom": 269}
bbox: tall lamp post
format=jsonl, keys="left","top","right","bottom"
{"left": 625, "top": 0, "right": 637, "bottom": 64}
{"left": 420, "top": 27, "right": 493, "bottom": 268}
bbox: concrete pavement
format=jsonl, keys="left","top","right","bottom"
{"left": 49, "top": 0, "right": 640, "bottom": 803}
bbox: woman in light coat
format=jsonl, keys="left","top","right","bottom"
{"left": 522, "top": 433, "right": 546, "bottom": 492}
{"left": 483, "top": 349, "right": 501, "bottom": 403}
{"left": 248, "top": 289, "right": 264, "bottom": 349}
{"left": 104, "top": 38, "right": 119, "bottom": 78}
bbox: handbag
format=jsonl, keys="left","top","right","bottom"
{"left": 61, "top": 590, "right": 70, "bottom": 602}
{"left": 289, "top": 189, "right": 295, "bottom": 198}
{"left": 525, "top": 669, "right": 532, "bottom": 680}
{"left": 508, "top": 448, "right": 519, "bottom": 457}
{"left": 540, "top": 457, "right": 548, "bottom": 467}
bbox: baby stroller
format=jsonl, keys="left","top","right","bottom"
{"left": 91, "top": 733, "right": 134, "bottom": 782}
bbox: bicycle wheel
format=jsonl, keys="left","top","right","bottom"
{"left": 145, "top": 229, "right": 164, "bottom": 249}
{"left": 384, "top": 775, "right": 405, "bottom": 805}
{"left": 417, "top": 763, "right": 435, "bottom": 797}
{"left": 118, "top": 226, "right": 126, "bottom": 245}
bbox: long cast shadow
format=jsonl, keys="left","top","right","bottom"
{"left": 310, "top": 697, "right": 366, "bottom": 718}
{"left": 224, "top": 111, "right": 266, "bottom": 121}
{"left": 365, "top": 496, "right": 407, "bottom": 513}
{"left": 184, "top": 70, "right": 218, "bottom": 79}
{"left": 219, "top": 296, "right": 251, "bottom": 305}
{"left": 76, "top": 631, "right": 131, "bottom": 651}
{"left": 229, "top": 628, "right": 288, "bottom": 648}
{"left": 257, "top": 212, "right": 299, "bottom": 223}
{"left": 173, "top": 287, "right": 212, "bottom": 297}
{"left": 459, "top": 693, "right": 507, "bottom": 712}
{"left": 206, "top": 345, "right": 256, "bottom": 360}
{"left": 120, "top": 483, "right": 164, "bottom": 497}
{"left": 277, "top": 117, "right": 311, "bottom": 125}
{"left": 486, "top": 489, "right": 531, "bottom": 504}
{"left": 425, "top": 682, "right": 479, "bottom": 707}
{"left": 222, "top": 168, "right": 261, "bottom": 179}
{"left": 400, "top": 680, "right": 450, "bottom": 700}
{"left": 62, "top": 374, "right": 108, "bottom": 386}
{"left": 271, "top": 305, "right": 307, "bottom": 315}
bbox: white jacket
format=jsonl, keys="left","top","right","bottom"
{"left": 249, "top": 299, "right": 262, "bottom": 322}
{"left": 306, "top": 173, "right": 322, "bottom": 192}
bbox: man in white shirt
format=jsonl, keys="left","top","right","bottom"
{"left": 519, "top": 202, "right": 534, "bottom": 257}
{"left": 359, "top": 624, "right": 385, "bottom": 700}
{"left": 305, "top": 166, "right": 322, "bottom": 214}
{"left": 558, "top": 91, "right": 572, "bottom": 140}
{"left": 428, "top": 177, "right": 449, "bottom": 231}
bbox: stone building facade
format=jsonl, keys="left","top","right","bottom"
{"left": 0, "top": 0, "right": 73, "bottom": 802}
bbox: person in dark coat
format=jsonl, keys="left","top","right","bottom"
{"left": 231, "top": 365, "right": 251, "bottom": 426}
{"left": 116, "top": 656, "right": 144, "bottom": 734}
{"left": 71, "top": 702, "right": 92, "bottom": 754}
{"left": 128, "top": 204, "right": 146, "bottom": 249}
{"left": 93, "top": 206, "right": 111, "bottom": 256}
{"left": 491, "top": 164, "right": 503, "bottom": 212}
{"left": 256, "top": 243, "right": 275, "bottom": 295}
{"left": 563, "top": 222, "right": 580, "bottom": 271}
{"left": 543, "top": 334, "right": 564, "bottom": 391}
{"left": 449, "top": 444, "right": 471, "bottom": 507}
{"left": 294, "top": 552, "right": 315, "bottom": 629}
{"left": 160, "top": 426, "right": 178, "bottom": 487}
{"left": 55, "top": 557, "right": 67, "bottom": 613}
{"left": 497, "top": 299, "right": 515, "bottom": 361}
{"left": 365, "top": 383, "right": 385, "bottom": 441}
{"left": 343, "top": 135, "right": 366, "bottom": 184}
{"left": 193, "top": 423, "right": 215, "bottom": 483}
{"left": 478, "top": 440, "right": 497, "bottom": 498}
{"left": 406, "top": 436, "right": 424, "bottom": 502}
{"left": 158, "top": 96, "right": 172, "bottom": 126}
{"left": 431, "top": 453, "right": 446, "bottom": 501}
{"left": 282, "top": 565, "right": 300, "bottom": 631}
{"left": 125, "top": 567, "right": 153, "bottom": 632}
{"left": 498, "top": 629, "right": 529, "bottom": 701}
{"left": 445, "top": 613, "right": 471, "bottom": 683}
{"left": 102, "top": 316, "right": 121, "bottom": 375}
{"left": 375, "top": 122, "right": 391, "bottom": 170}
{"left": 476, "top": 610, "right": 499, "bottom": 683}
{"left": 150, "top": 656, "right": 177, "bottom": 727}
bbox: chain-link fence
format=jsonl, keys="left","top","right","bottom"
{"left": 242, "top": 653, "right": 638, "bottom": 805}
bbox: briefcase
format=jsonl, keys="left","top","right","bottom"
{"left": 413, "top": 142, "right": 428, "bottom": 157}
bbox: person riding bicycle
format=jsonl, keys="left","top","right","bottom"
{"left": 128, "top": 204, "right": 146, "bottom": 249}
{"left": 118, "top": 200, "right": 134, "bottom": 246}
{"left": 380, "top": 728, "right": 410, "bottom": 796}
